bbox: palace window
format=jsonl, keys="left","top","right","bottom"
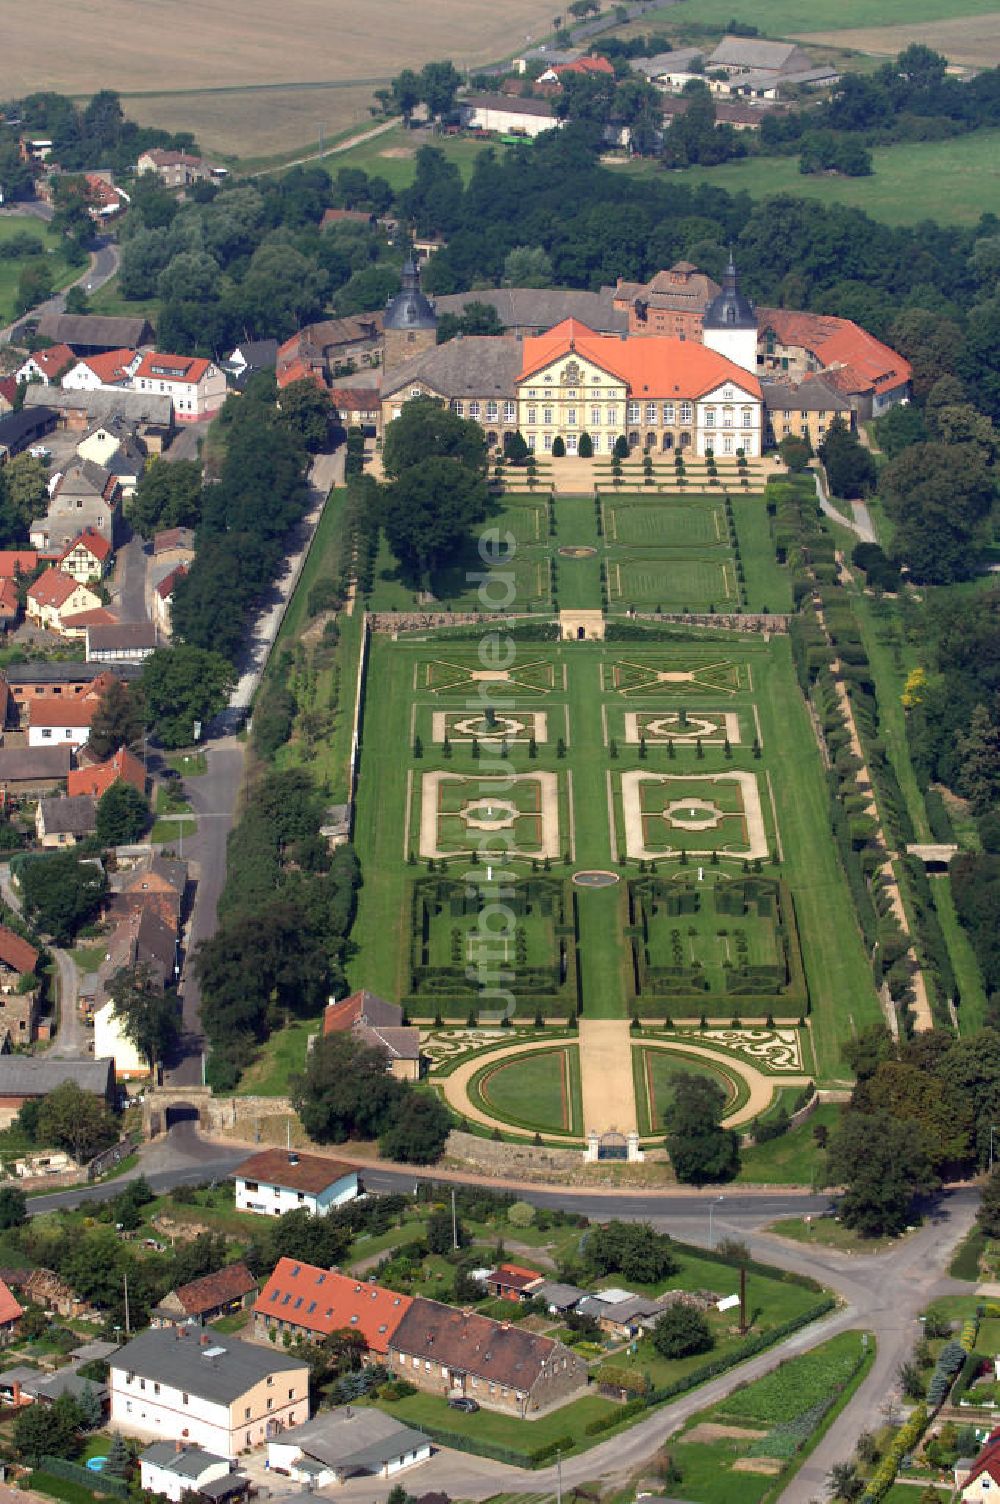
{"left": 680, "top": 402, "right": 692, "bottom": 422}
{"left": 705, "top": 408, "right": 716, "bottom": 427}
{"left": 452, "top": 401, "right": 464, "bottom": 416}
{"left": 723, "top": 406, "right": 734, "bottom": 427}
{"left": 742, "top": 407, "right": 752, "bottom": 426}
{"left": 469, "top": 401, "right": 481, "bottom": 419}
{"left": 645, "top": 402, "right": 657, "bottom": 423}
{"left": 723, "top": 433, "right": 734, "bottom": 453}
{"left": 543, "top": 434, "right": 552, "bottom": 451}
{"left": 486, "top": 400, "right": 498, "bottom": 421}
{"left": 567, "top": 408, "right": 576, "bottom": 425}
{"left": 627, "top": 401, "right": 640, "bottom": 423}
{"left": 527, "top": 407, "right": 537, "bottom": 425}
{"left": 504, "top": 400, "right": 516, "bottom": 421}
{"left": 606, "top": 407, "right": 618, "bottom": 426}
{"left": 591, "top": 407, "right": 601, "bottom": 427}
{"left": 566, "top": 434, "right": 578, "bottom": 454}
{"left": 543, "top": 407, "right": 553, "bottom": 425}
{"left": 662, "top": 402, "right": 675, "bottom": 424}
{"left": 527, "top": 433, "right": 536, "bottom": 450}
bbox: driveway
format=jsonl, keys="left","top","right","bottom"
{"left": 0, "top": 861, "right": 88, "bottom": 1056}
{"left": 113, "top": 536, "right": 150, "bottom": 625}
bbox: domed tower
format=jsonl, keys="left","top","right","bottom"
{"left": 702, "top": 253, "right": 757, "bottom": 375}
{"left": 383, "top": 255, "right": 437, "bottom": 371}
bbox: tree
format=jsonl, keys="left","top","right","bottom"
{"left": 825, "top": 1111, "right": 937, "bottom": 1236}
{"left": 503, "top": 245, "right": 554, "bottom": 288}
{"left": 14, "top": 1396, "right": 82, "bottom": 1465}
{"left": 663, "top": 1074, "right": 740, "bottom": 1184}
{"left": 108, "top": 964, "right": 179, "bottom": 1071}
{"left": 0, "top": 1186, "right": 27, "bottom": 1228}
{"left": 978, "top": 1165, "right": 1000, "bottom": 1238}
{"left": 95, "top": 782, "right": 151, "bottom": 846}
{"left": 652, "top": 1304, "right": 714, "bottom": 1359}
{"left": 103, "top": 1433, "right": 130, "bottom": 1479}
{"left": 278, "top": 378, "right": 333, "bottom": 453}
{"left": 77, "top": 1381, "right": 103, "bottom": 1431}
{"left": 419, "top": 60, "right": 462, "bottom": 121}
{"left": 957, "top": 705, "right": 1000, "bottom": 816}
{"left": 140, "top": 646, "right": 234, "bottom": 748}
{"left": 2, "top": 452, "right": 49, "bottom": 534}
{"left": 584, "top": 1221, "right": 677, "bottom": 1282}
{"left": 778, "top": 434, "right": 812, "bottom": 472}
{"left": 391, "top": 68, "right": 421, "bottom": 124}
{"left": 20, "top": 852, "right": 107, "bottom": 943}
{"left": 578, "top": 431, "right": 594, "bottom": 458}
{"left": 292, "top": 1031, "right": 402, "bottom": 1143}
{"left": 378, "top": 1091, "right": 452, "bottom": 1164}
{"left": 35, "top": 1082, "right": 118, "bottom": 1164}
{"left": 382, "top": 396, "right": 488, "bottom": 479}
{"left": 129, "top": 458, "right": 202, "bottom": 538}
{"left": 818, "top": 417, "right": 876, "bottom": 499}
{"left": 381, "top": 458, "right": 488, "bottom": 584}
{"left": 16, "top": 260, "right": 54, "bottom": 315}
{"left": 828, "top": 1462, "right": 863, "bottom": 1502}
{"left": 427, "top": 1206, "right": 467, "bottom": 1253}
{"left": 87, "top": 679, "right": 145, "bottom": 761}
{"left": 880, "top": 442, "right": 996, "bottom": 583}
{"left": 436, "top": 301, "right": 504, "bottom": 344}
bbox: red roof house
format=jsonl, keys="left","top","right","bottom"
{"left": 67, "top": 746, "right": 146, "bottom": 799}
{"left": 253, "top": 1258, "right": 412, "bottom": 1353}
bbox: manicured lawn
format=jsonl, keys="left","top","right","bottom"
{"left": 85, "top": 277, "right": 161, "bottom": 327}
{"left": 150, "top": 815, "right": 196, "bottom": 844}
{"left": 155, "top": 783, "right": 192, "bottom": 816}
{"left": 318, "top": 125, "right": 486, "bottom": 190}
{"left": 165, "top": 750, "right": 207, "bottom": 777}
{"left": 737, "top": 1103, "right": 841, "bottom": 1185}
{"left": 731, "top": 495, "right": 793, "bottom": 614}
{"left": 634, "top": 1045, "right": 745, "bottom": 1137}
{"left": 474, "top": 1045, "right": 582, "bottom": 1135}
{"left": 73, "top": 943, "right": 107, "bottom": 975}
{"left": 932, "top": 874, "right": 988, "bottom": 1031}
{"left": 614, "top": 131, "right": 1000, "bottom": 228}
{"left": 376, "top": 1388, "right": 621, "bottom": 1458}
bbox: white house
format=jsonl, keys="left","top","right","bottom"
{"left": 460, "top": 95, "right": 561, "bottom": 139}
{"left": 230, "top": 1148, "right": 360, "bottom": 1218}
{"left": 138, "top": 1443, "right": 243, "bottom": 1504}
{"left": 94, "top": 997, "right": 151, "bottom": 1080}
{"left": 131, "top": 354, "right": 227, "bottom": 422}
{"left": 267, "top": 1409, "right": 431, "bottom": 1488}
{"left": 59, "top": 528, "right": 113, "bottom": 583}
{"left": 27, "top": 702, "right": 96, "bottom": 749}
{"left": 14, "top": 345, "right": 75, "bottom": 387}
{"left": 109, "top": 1328, "right": 309, "bottom": 1459}
{"left": 62, "top": 350, "right": 142, "bottom": 392}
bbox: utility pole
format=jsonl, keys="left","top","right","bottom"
{"left": 556, "top": 1448, "right": 562, "bottom": 1504}
{"left": 739, "top": 1265, "right": 747, "bottom": 1336}
{"left": 991, "top": 1125, "right": 997, "bottom": 1174}
{"left": 123, "top": 1272, "right": 131, "bottom": 1337}
{"left": 451, "top": 1187, "right": 458, "bottom": 1250}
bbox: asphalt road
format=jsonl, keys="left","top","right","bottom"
{"left": 0, "top": 862, "right": 87, "bottom": 1057}
{"left": 0, "top": 220, "right": 120, "bottom": 345}
{"left": 114, "top": 537, "right": 150, "bottom": 625}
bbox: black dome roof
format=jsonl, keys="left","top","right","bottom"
{"left": 384, "top": 256, "right": 437, "bottom": 332}
{"left": 703, "top": 254, "right": 756, "bottom": 331}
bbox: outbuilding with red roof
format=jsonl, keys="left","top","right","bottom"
{"left": 254, "top": 1259, "right": 412, "bottom": 1353}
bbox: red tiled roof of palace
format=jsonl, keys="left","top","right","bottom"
{"left": 519, "top": 319, "right": 762, "bottom": 397}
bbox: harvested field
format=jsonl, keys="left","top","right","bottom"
{"left": 125, "top": 84, "right": 380, "bottom": 160}
{"left": 7, "top": 0, "right": 559, "bottom": 159}
{"left": 794, "top": 14, "right": 1000, "bottom": 66}
{"left": 732, "top": 1458, "right": 784, "bottom": 1475}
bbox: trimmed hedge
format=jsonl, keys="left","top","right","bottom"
{"left": 860, "top": 1404, "right": 927, "bottom": 1504}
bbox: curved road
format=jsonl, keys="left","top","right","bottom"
{"left": 0, "top": 212, "right": 120, "bottom": 345}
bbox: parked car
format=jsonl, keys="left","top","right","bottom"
{"left": 448, "top": 1397, "right": 479, "bottom": 1413}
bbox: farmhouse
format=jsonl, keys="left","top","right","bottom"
{"left": 25, "top": 571, "right": 103, "bottom": 636}
{"left": 68, "top": 746, "right": 146, "bottom": 800}
{"left": 153, "top": 1264, "right": 258, "bottom": 1330}
{"left": 109, "top": 1328, "right": 309, "bottom": 1457}
{"left": 136, "top": 150, "right": 214, "bottom": 187}
{"left": 152, "top": 564, "right": 186, "bottom": 639}
{"left": 0, "top": 745, "right": 72, "bottom": 798}
{"left": 0, "top": 1281, "right": 24, "bottom": 1344}
{"left": 23, "top": 387, "right": 173, "bottom": 452}
{"left": 266, "top": 1408, "right": 430, "bottom": 1488}
{"left": 460, "top": 94, "right": 559, "bottom": 139}
{"left": 253, "top": 1259, "right": 411, "bottom": 1352}
{"left": 757, "top": 308, "right": 912, "bottom": 417}
{"left": 388, "top": 1297, "right": 588, "bottom": 1415}
{"left": 63, "top": 350, "right": 142, "bottom": 392}
{"left": 484, "top": 1263, "right": 543, "bottom": 1303}
{"left": 59, "top": 527, "right": 114, "bottom": 582}
{"left": 231, "top": 1149, "right": 360, "bottom": 1218}
{"left": 0, "top": 929, "right": 40, "bottom": 1049}
{"left": 38, "top": 458, "right": 122, "bottom": 553}
{"left": 86, "top": 622, "right": 158, "bottom": 663}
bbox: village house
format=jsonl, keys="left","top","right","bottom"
{"left": 231, "top": 1149, "right": 360, "bottom": 1219}
{"left": 266, "top": 1409, "right": 430, "bottom": 1489}
{"left": 321, "top": 990, "right": 421, "bottom": 1081}
{"left": 484, "top": 1263, "right": 544, "bottom": 1303}
{"left": 138, "top": 1443, "right": 247, "bottom": 1504}
{"left": 575, "top": 1289, "right": 664, "bottom": 1340}
{"left": 15, "top": 345, "right": 75, "bottom": 387}
{"left": 276, "top": 316, "right": 382, "bottom": 386}
{"left": 0, "top": 928, "right": 40, "bottom": 1049}
{"left": 152, "top": 527, "right": 196, "bottom": 568}
{"left": 132, "top": 354, "right": 227, "bottom": 423}
{"left": 0, "top": 579, "right": 19, "bottom": 633}
{"left": 25, "top": 570, "right": 103, "bottom": 636}
{"left": 136, "top": 149, "right": 216, "bottom": 188}
{"left": 68, "top": 746, "right": 146, "bottom": 800}
{"left": 35, "top": 793, "right": 97, "bottom": 846}
{"left": 0, "top": 1056, "right": 114, "bottom": 1128}
{"left": 756, "top": 308, "right": 912, "bottom": 418}
{"left": 83, "top": 173, "right": 130, "bottom": 221}
{"left": 58, "top": 527, "right": 113, "bottom": 583}
{"left": 36, "top": 458, "right": 122, "bottom": 553}
{"left": 253, "top": 1260, "right": 412, "bottom": 1352}
{"left": 62, "top": 349, "right": 142, "bottom": 393}
{"left": 388, "top": 1298, "right": 588, "bottom": 1416}
{"left": 700, "top": 38, "right": 839, "bottom": 99}
{"left": 0, "top": 379, "right": 18, "bottom": 415}
{"left": 152, "top": 565, "right": 186, "bottom": 639}
{"left": 109, "top": 1328, "right": 310, "bottom": 1458}
{"left": 153, "top": 1265, "right": 258, "bottom": 1330}
{"left": 0, "top": 1281, "right": 24, "bottom": 1345}
{"left": 3, "top": 660, "right": 141, "bottom": 720}
{"left": 106, "top": 855, "right": 187, "bottom": 930}
{"left": 85, "top": 621, "right": 158, "bottom": 662}
{"left": 329, "top": 388, "right": 381, "bottom": 433}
